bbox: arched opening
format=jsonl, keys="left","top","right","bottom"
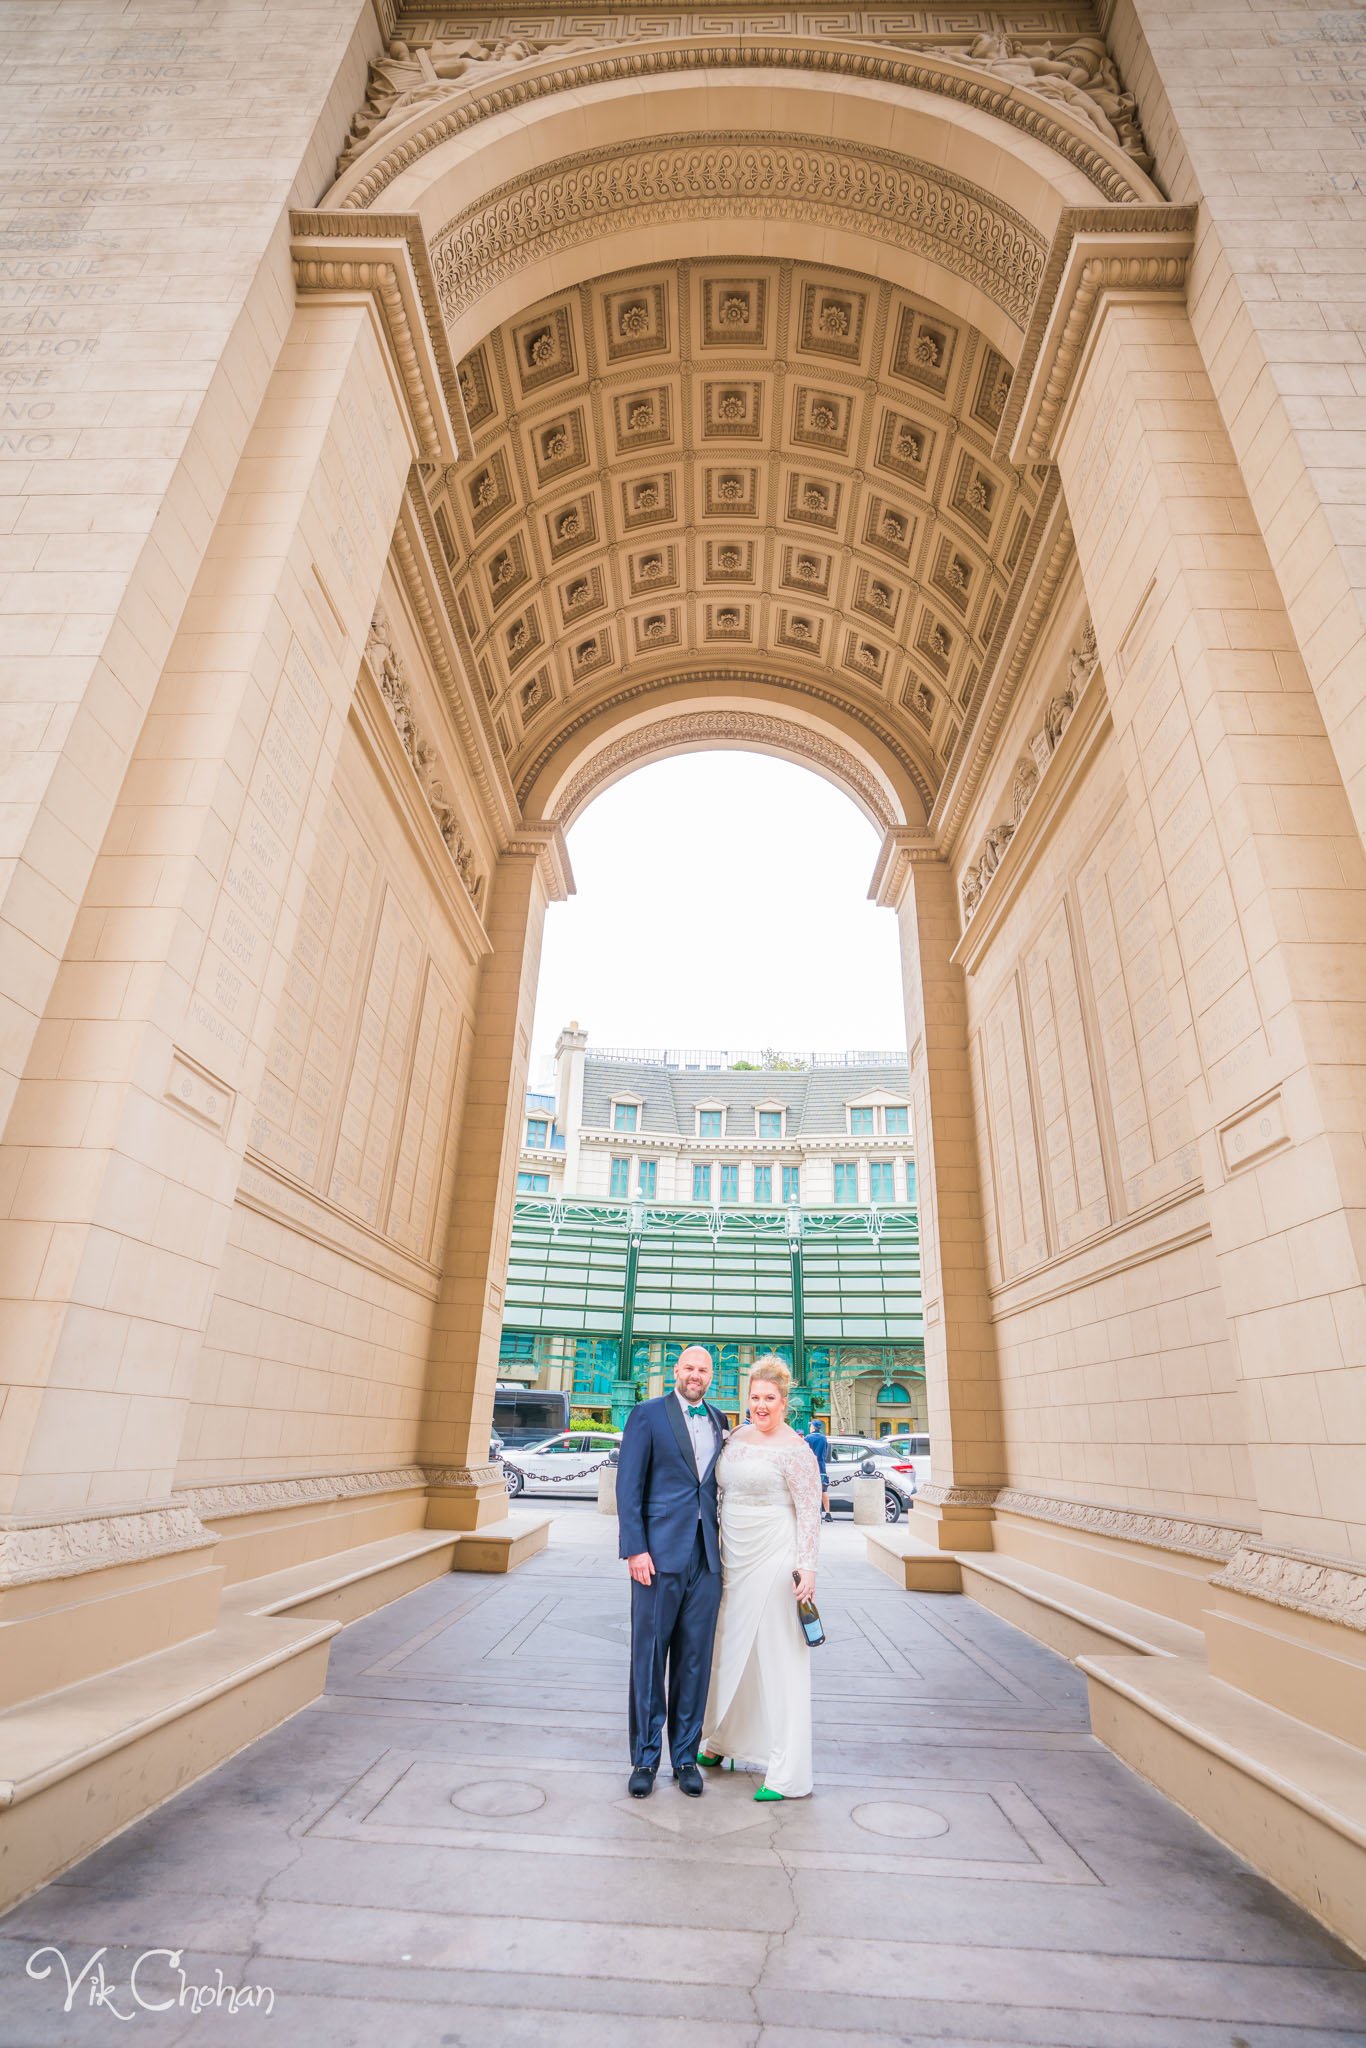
{"left": 497, "top": 749, "right": 922, "bottom": 1438}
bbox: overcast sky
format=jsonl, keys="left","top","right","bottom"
{"left": 529, "top": 752, "right": 908, "bottom": 1077}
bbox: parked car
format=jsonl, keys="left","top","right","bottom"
{"left": 492, "top": 1383, "right": 571, "bottom": 1446}
{"left": 879, "top": 1433, "right": 933, "bottom": 1494}
{"left": 502, "top": 1428, "right": 622, "bottom": 1498}
{"left": 823, "top": 1436, "right": 914, "bottom": 1522}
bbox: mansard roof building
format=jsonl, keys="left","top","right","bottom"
{"left": 517, "top": 1026, "right": 915, "bottom": 1208}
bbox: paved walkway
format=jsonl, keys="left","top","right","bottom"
{"left": 3, "top": 1503, "right": 1365, "bottom": 2047}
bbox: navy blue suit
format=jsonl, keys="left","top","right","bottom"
{"left": 617, "top": 1392, "right": 726, "bottom": 1773}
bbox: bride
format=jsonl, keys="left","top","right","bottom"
{"left": 699, "top": 1355, "right": 821, "bottom": 1799}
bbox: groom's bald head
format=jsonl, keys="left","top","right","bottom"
{"left": 673, "top": 1347, "right": 714, "bottom": 1401}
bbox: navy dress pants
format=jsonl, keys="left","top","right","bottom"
{"left": 628, "top": 1524, "right": 723, "bottom": 1772}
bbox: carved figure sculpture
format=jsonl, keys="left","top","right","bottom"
{"left": 1011, "top": 755, "right": 1039, "bottom": 822}
{"left": 960, "top": 865, "right": 982, "bottom": 922}
{"left": 1044, "top": 687, "right": 1076, "bottom": 752}
{"left": 1069, "top": 617, "right": 1099, "bottom": 688}
{"left": 963, "top": 33, "right": 1149, "bottom": 167}
{"left": 340, "top": 35, "right": 599, "bottom": 170}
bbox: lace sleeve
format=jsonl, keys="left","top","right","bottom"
{"left": 780, "top": 1441, "right": 822, "bottom": 1571}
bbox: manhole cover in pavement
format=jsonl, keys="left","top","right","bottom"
{"left": 850, "top": 1800, "right": 950, "bottom": 1840}
{"left": 449, "top": 1779, "right": 547, "bottom": 1818}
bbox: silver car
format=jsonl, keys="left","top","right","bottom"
{"left": 502, "top": 1428, "right": 622, "bottom": 1499}
{"left": 823, "top": 1436, "right": 915, "bottom": 1522}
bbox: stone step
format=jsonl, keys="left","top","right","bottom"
{"left": 0, "top": 1510, "right": 552, "bottom": 1910}
{"left": 221, "top": 1529, "right": 460, "bottom": 1626}
{"left": 958, "top": 1551, "right": 1205, "bottom": 1662}
{"left": 0, "top": 1608, "right": 335, "bottom": 1910}
{"left": 1083, "top": 1649, "right": 1366, "bottom": 1958}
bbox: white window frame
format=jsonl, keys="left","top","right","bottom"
{"left": 610, "top": 1094, "right": 644, "bottom": 1133}
{"left": 694, "top": 1103, "right": 727, "bottom": 1140}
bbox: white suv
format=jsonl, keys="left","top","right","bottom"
{"left": 880, "top": 1433, "right": 933, "bottom": 1494}
{"left": 823, "top": 1436, "right": 915, "bottom": 1522}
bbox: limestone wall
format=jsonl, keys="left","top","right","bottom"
{"left": 955, "top": 591, "right": 1253, "bottom": 1523}
{"left": 0, "top": 0, "right": 378, "bottom": 1140}
{"left": 1109, "top": 0, "right": 1366, "bottom": 853}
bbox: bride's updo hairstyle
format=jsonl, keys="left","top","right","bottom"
{"left": 749, "top": 1356, "right": 792, "bottom": 1406}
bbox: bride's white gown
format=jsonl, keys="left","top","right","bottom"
{"left": 701, "top": 1430, "right": 822, "bottom": 1796}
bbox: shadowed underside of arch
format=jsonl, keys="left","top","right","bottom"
{"left": 526, "top": 697, "right": 914, "bottom": 835}
{"left": 425, "top": 253, "right": 1047, "bottom": 816}
{"left": 300, "top": 40, "right": 1165, "bottom": 841}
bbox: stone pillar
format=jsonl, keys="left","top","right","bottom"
{"left": 555, "top": 1021, "right": 588, "bottom": 1195}
{"left": 0, "top": 231, "right": 458, "bottom": 1694}
{"left": 873, "top": 834, "right": 1002, "bottom": 1549}
{"left": 423, "top": 829, "right": 573, "bottom": 1529}
{"left": 1013, "top": 221, "right": 1366, "bottom": 1705}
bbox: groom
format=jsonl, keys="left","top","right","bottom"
{"left": 616, "top": 1345, "right": 726, "bottom": 1799}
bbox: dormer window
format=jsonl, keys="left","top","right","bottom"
{"left": 525, "top": 1117, "right": 549, "bottom": 1149}
{"left": 757, "top": 1107, "right": 784, "bottom": 1140}
{"left": 697, "top": 1108, "right": 725, "bottom": 1140}
{"left": 847, "top": 1100, "right": 911, "bottom": 1136}
{"left": 612, "top": 1099, "right": 640, "bottom": 1133}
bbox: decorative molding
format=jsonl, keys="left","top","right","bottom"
{"left": 422, "top": 1462, "right": 506, "bottom": 1492}
{"left": 985, "top": 1183, "right": 1209, "bottom": 1321}
{"left": 917, "top": 1483, "right": 1000, "bottom": 1510}
{"left": 1000, "top": 209, "right": 1197, "bottom": 466}
{"left": 958, "top": 615, "right": 1098, "bottom": 931}
{"left": 0, "top": 1503, "right": 215, "bottom": 1590}
{"left": 392, "top": 488, "right": 520, "bottom": 845}
{"left": 931, "top": 492, "right": 1075, "bottom": 851}
{"left": 550, "top": 710, "right": 899, "bottom": 833}
{"left": 994, "top": 1488, "right": 1249, "bottom": 1561}
{"left": 366, "top": 605, "right": 488, "bottom": 909}
{"left": 1211, "top": 1539, "right": 1366, "bottom": 1635}
{"left": 516, "top": 667, "right": 937, "bottom": 819}
{"left": 331, "top": 40, "right": 1157, "bottom": 215}
{"left": 239, "top": 1147, "right": 447, "bottom": 1296}
{"left": 430, "top": 133, "right": 1047, "bottom": 333}
{"left": 175, "top": 1467, "right": 428, "bottom": 1524}
{"left": 290, "top": 215, "right": 465, "bottom": 464}
{"left": 869, "top": 827, "right": 944, "bottom": 913}
{"left": 501, "top": 820, "right": 575, "bottom": 903}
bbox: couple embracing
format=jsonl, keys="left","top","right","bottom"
{"left": 616, "top": 1346, "right": 821, "bottom": 1802}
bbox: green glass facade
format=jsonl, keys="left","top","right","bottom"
{"left": 499, "top": 1196, "right": 924, "bottom": 1429}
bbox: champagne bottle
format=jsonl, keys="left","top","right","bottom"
{"left": 793, "top": 1571, "right": 826, "bottom": 1646}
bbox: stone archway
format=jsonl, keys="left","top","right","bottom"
{"left": 4, "top": 4, "right": 1366, "bottom": 1947}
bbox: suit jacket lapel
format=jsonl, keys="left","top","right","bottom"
{"left": 664, "top": 1392, "right": 699, "bottom": 1478}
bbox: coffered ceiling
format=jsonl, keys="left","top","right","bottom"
{"left": 426, "top": 259, "right": 1046, "bottom": 810}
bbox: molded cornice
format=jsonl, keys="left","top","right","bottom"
{"left": 999, "top": 204, "right": 1197, "bottom": 465}
{"left": 290, "top": 211, "right": 469, "bottom": 463}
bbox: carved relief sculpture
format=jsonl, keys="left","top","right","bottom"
{"left": 961, "top": 33, "right": 1150, "bottom": 168}
{"left": 366, "top": 608, "right": 486, "bottom": 909}
{"left": 340, "top": 36, "right": 601, "bottom": 172}
{"left": 959, "top": 617, "right": 1099, "bottom": 929}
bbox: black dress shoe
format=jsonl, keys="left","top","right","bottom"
{"left": 628, "top": 1766, "right": 656, "bottom": 1798}
{"left": 675, "top": 1763, "right": 704, "bottom": 1797}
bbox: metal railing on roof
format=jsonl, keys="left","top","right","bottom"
{"left": 581, "top": 1047, "right": 906, "bottom": 1070}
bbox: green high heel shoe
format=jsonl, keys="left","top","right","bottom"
{"left": 753, "top": 1786, "right": 785, "bottom": 1802}
{"left": 697, "top": 1752, "right": 724, "bottom": 1768}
